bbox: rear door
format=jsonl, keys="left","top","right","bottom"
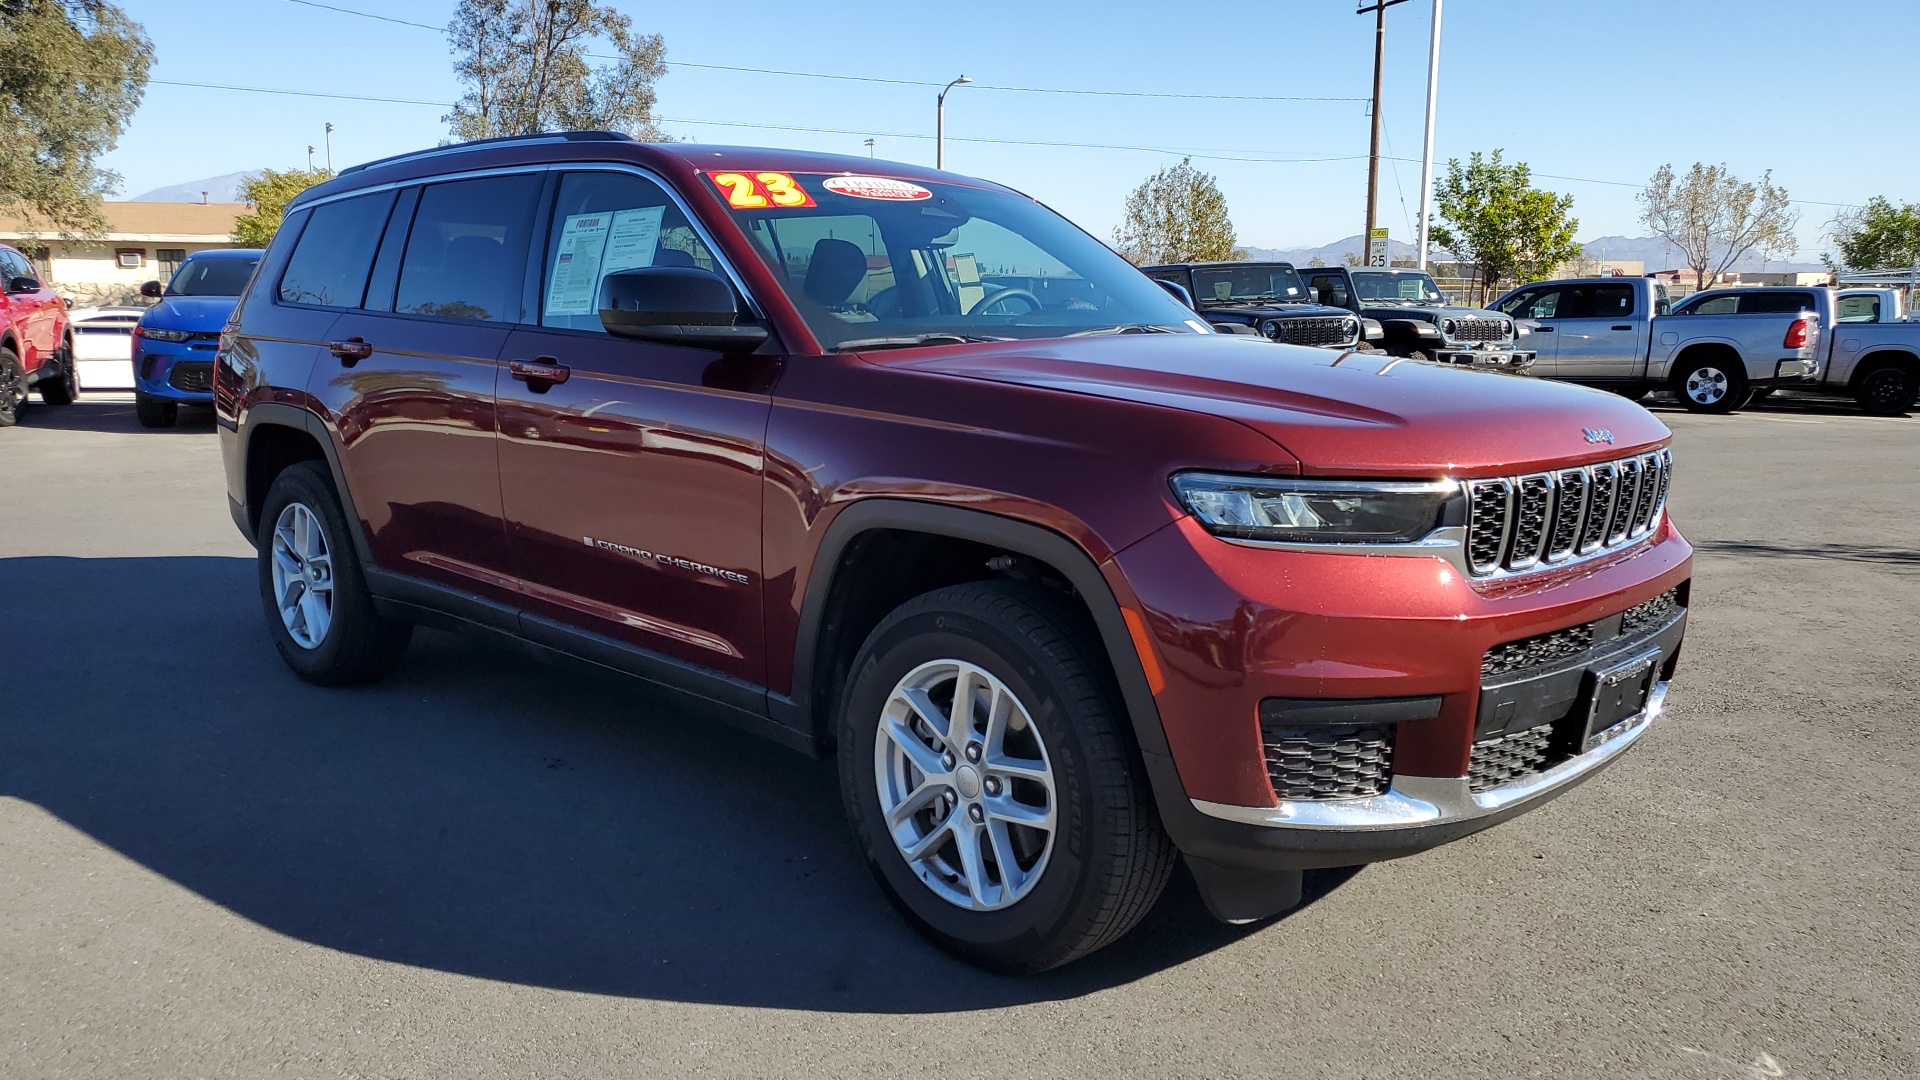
{"left": 1553, "top": 282, "right": 1644, "bottom": 381}
{"left": 494, "top": 168, "right": 775, "bottom": 686}
{"left": 305, "top": 172, "right": 542, "bottom": 603}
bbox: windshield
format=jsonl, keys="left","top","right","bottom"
{"left": 722, "top": 173, "right": 1203, "bottom": 349}
{"left": 167, "top": 256, "right": 260, "bottom": 297}
{"left": 1190, "top": 264, "right": 1307, "bottom": 305}
{"left": 1351, "top": 270, "right": 1445, "bottom": 305}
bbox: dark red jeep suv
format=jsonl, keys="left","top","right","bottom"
{"left": 215, "top": 133, "right": 1691, "bottom": 972}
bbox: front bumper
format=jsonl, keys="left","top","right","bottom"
{"left": 1432, "top": 346, "right": 1536, "bottom": 372}
{"left": 134, "top": 341, "right": 217, "bottom": 402}
{"left": 1112, "top": 511, "right": 1692, "bottom": 872}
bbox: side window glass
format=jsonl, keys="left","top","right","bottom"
{"left": 1654, "top": 283, "right": 1671, "bottom": 316}
{"left": 1837, "top": 295, "right": 1879, "bottom": 323}
{"left": 396, "top": 174, "right": 542, "bottom": 323}
{"left": 278, "top": 191, "right": 397, "bottom": 308}
{"left": 541, "top": 171, "right": 717, "bottom": 333}
{"left": 1307, "top": 275, "right": 1349, "bottom": 307}
{"left": 1515, "top": 289, "right": 1561, "bottom": 319}
{"left": 1691, "top": 295, "right": 1739, "bottom": 315}
{"left": 1593, "top": 283, "right": 1635, "bottom": 318}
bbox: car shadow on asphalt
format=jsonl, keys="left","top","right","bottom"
{"left": 0, "top": 555, "right": 1357, "bottom": 1011}
{"left": 15, "top": 399, "right": 217, "bottom": 435}
{"left": 1693, "top": 539, "right": 1920, "bottom": 569}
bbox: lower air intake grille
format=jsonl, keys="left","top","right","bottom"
{"left": 1482, "top": 624, "right": 1595, "bottom": 679}
{"left": 168, "top": 360, "right": 213, "bottom": 392}
{"left": 1620, "top": 588, "right": 1681, "bottom": 637}
{"left": 1468, "top": 723, "right": 1556, "bottom": 792}
{"left": 1262, "top": 723, "right": 1394, "bottom": 800}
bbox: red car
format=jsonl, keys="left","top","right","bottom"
{"left": 215, "top": 134, "right": 1691, "bottom": 972}
{"left": 0, "top": 242, "right": 76, "bottom": 426}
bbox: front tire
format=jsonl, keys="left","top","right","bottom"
{"left": 837, "top": 582, "right": 1175, "bottom": 973}
{"left": 1674, "top": 356, "right": 1748, "bottom": 414}
{"left": 1854, "top": 363, "right": 1919, "bottom": 416}
{"left": 256, "top": 461, "right": 411, "bottom": 685}
{"left": 134, "top": 393, "right": 177, "bottom": 428}
{"left": 0, "top": 349, "right": 23, "bottom": 427}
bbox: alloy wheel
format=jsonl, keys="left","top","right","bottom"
{"left": 270, "top": 502, "right": 335, "bottom": 650}
{"left": 1685, "top": 366, "right": 1730, "bottom": 405}
{"left": 874, "top": 659, "right": 1057, "bottom": 911}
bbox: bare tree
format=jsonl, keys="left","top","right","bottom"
{"left": 1637, "top": 163, "right": 1797, "bottom": 291}
{"left": 445, "top": 0, "right": 667, "bottom": 142}
{"left": 1112, "top": 158, "right": 1241, "bottom": 265}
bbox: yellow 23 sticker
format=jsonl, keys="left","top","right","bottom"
{"left": 711, "top": 172, "right": 816, "bottom": 210}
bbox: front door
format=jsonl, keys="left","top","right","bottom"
{"left": 1552, "top": 282, "right": 1645, "bottom": 382}
{"left": 496, "top": 169, "right": 775, "bottom": 685}
{"left": 304, "top": 173, "right": 543, "bottom": 603}
{"left": 1499, "top": 286, "right": 1563, "bottom": 376}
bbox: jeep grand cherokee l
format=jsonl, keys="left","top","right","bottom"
{"left": 215, "top": 132, "right": 1692, "bottom": 973}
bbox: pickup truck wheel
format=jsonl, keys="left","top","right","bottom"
{"left": 1854, "top": 364, "right": 1919, "bottom": 416}
{"left": 256, "top": 461, "right": 412, "bottom": 685}
{"left": 837, "top": 581, "right": 1175, "bottom": 973}
{"left": 0, "top": 349, "right": 23, "bottom": 427}
{"left": 1674, "top": 358, "right": 1748, "bottom": 414}
{"left": 134, "top": 393, "right": 177, "bottom": 429}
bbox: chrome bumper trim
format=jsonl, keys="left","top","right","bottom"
{"left": 1191, "top": 680, "right": 1667, "bottom": 831}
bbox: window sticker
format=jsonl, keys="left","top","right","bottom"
{"left": 711, "top": 172, "right": 816, "bottom": 210}
{"left": 545, "top": 206, "right": 666, "bottom": 316}
{"left": 822, "top": 176, "right": 932, "bottom": 202}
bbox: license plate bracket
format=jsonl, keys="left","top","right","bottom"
{"left": 1583, "top": 649, "right": 1659, "bottom": 751}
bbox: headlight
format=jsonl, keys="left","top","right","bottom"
{"left": 1261, "top": 320, "right": 1283, "bottom": 340}
{"left": 1442, "top": 318, "right": 1457, "bottom": 335}
{"left": 138, "top": 326, "right": 192, "bottom": 342}
{"left": 1171, "top": 472, "right": 1464, "bottom": 544}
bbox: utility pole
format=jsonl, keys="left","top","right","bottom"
{"left": 937, "top": 75, "right": 971, "bottom": 170}
{"left": 1357, "top": 0, "right": 1408, "bottom": 264}
{"left": 324, "top": 123, "right": 334, "bottom": 171}
{"left": 1416, "top": 0, "right": 1443, "bottom": 270}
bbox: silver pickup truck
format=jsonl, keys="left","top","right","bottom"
{"left": 1493, "top": 277, "right": 1920, "bottom": 415}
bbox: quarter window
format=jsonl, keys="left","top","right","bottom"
{"left": 396, "top": 175, "right": 542, "bottom": 323}
{"left": 279, "top": 191, "right": 397, "bottom": 308}
{"left": 540, "top": 171, "right": 717, "bottom": 333}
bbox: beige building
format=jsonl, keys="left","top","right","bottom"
{"left": 0, "top": 201, "right": 248, "bottom": 307}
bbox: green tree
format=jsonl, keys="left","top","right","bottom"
{"left": 0, "top": 0, "right": 152, "bottom": 237}
{"left": 445, "top": 0, "right": 667, "bottom": 142}
{"left": 1637, "top": 162, "right": 1797, "bottom": 291}
{"left": 232, "top": 167, "right": 334, "bottom": 247}
{"left": 1428, "top": 150, "right": 1581, "bottom": 305}
{"left": 1826, "top": 196, "right": 1920, "bottom": 271}
{"left": 1112, "top": 158, "right": 1242, "bottom": 265}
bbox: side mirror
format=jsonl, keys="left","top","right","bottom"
{"left": 139, "top": 280, "right": 164, "bottom": 298}
{"left": 598, "top": 266, "right": 767, "bottom": 351}
{"left": 6, "top": 276, "right": 39, "bottom": 294}
{"left": 1151, "top": 277, "right": 1195, "bottom": 310}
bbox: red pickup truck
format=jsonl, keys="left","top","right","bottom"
{"left": 0, "top": 242, "right": 76, "bottom": 426}
{"left": 215, "top": 134, "right": 1692, "bottom": 972}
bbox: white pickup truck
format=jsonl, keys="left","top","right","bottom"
{"left": 1493, "top": 278, "right": 1920, "bottom": 415}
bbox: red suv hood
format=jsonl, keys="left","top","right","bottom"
{"left": 875, "top": 334, "right": 1671, "bottom": 477}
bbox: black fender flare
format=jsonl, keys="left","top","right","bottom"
{"left": 233, "top": 401, "right": 374, "bottom": 565}
{"left": 777, "top": 498, "right": 1197, "bottom": 835}
{"left": 1847, "top": 349, "right": 1920, "bottom": 389}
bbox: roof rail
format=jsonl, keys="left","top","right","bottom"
{"left": 338, "top": 130, "right": 636, "bottom": 176}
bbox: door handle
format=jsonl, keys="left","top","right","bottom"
{"left": 1534, "top": 326, "right": 1555, "bottom": 333}
{"left": 510, "top": 357, "right": 570, "bottom": 390}
{"left": 327, "top": 337, "right": 373, "bottom": 363}
{"left": 1611, "top": 325, "right": 1633, "bottom": 331}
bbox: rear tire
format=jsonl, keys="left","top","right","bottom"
{"left": 837, "top": 581, "right": 1175, "bottom": 973}
{"left": 0, "top": 349, "right": 23, "bottom": 427}
{"left": 1673, "top": 355, "right": 1749, "bottom": 414}
{"left": 38, "top": 343, "right": 77, "bottom": 406}
{"left": 134, "top": 393, "right": 177, "bottom": 428}
{"left": 256, "top": 461, "right": 412, "bottom": 686}
{"left": 1854, "top": 363, "right": 1919, "bottom": 417}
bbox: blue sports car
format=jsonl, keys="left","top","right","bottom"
{"left": 134, "top": 248, "right": 263, "bottom": 428}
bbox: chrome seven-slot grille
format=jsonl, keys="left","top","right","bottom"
{"left": 1447, "top": 317, "right": 1510, "bottom": 343}
{"left": 1267, "top": 316, "right": 1358, "bottom": 347}
{"left": 1465, "top": 449, "right": 1672, "bottom": 576}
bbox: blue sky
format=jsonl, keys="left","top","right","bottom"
{"left": 104, "top": 0, "right": 1917, "bottom": 259}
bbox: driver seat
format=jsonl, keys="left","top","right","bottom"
{"left": 803, "top": 238, "right": 868, "bottom": 308}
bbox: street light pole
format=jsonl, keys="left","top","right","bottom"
{"left": 324, "top": 122, "right": 334, "bottom": 172}
{"left": 1357, "top": 0, "right": 1407, "bottom": 264}
{"left": 1416, "top": 0, "right": 1443, "bottom": 270}
{"left": 937, "top": 75, "right": 971, "bottom": 170}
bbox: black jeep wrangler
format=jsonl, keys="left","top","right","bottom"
{"left": 1142, "top": 262, "right": 1373, "bottom": 349}
{"left": 1297, "top": 265, "right": 1534, "bottom": 371}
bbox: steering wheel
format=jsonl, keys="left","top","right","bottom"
{"left": 971, "top": 287, "right": 1042, "bottom": 316}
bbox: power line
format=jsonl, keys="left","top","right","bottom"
{"left": 272, "top": 0, "right": 1365, "bottom": 103}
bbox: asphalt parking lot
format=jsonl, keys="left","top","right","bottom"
{"left": 2, "top": 392, "right": 1915, "bottom": 1079}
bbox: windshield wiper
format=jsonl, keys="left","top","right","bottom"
{"left": 830, "top": 333, "right": 1009, "bottom": 352}
{"left": 1065, "top": 323, "right": 1181, "bottom": 337}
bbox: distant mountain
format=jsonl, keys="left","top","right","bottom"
{"left": 130, "top": 171, "right": 255, "bottom": 204}
{"left": 1241, "top": 233, "right": 1823, "bottom": 273}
